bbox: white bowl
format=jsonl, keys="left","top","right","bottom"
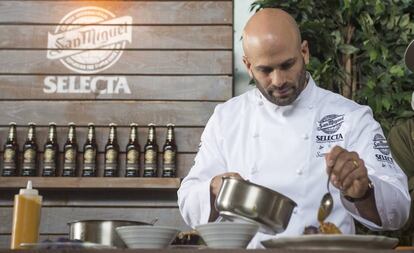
{"left": 195, "top": 222, "right": 259, "bottom": 249}
{"left": 116, "top": 225, "right": 179, "bottom": 249}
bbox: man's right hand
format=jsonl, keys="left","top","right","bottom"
{"left": 208, "top": 172, "right": 243, "bottom": 221}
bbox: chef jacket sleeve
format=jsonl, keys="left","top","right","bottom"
{"left": 340, "top": 106, "right": 411, "bottom": 231}
{"left": 177, "top": 105, "right": 227, "bottom": 228}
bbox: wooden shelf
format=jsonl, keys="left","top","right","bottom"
{"left": 0, "top": 177, "right": 181, "bottom": 190}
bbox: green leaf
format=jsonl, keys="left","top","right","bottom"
{"left": 368, "top": 48, "right": 379, "bottom": 62}
{"left": 389, "top": 65, "right": 405, "bottom": 77}
{"left": 399, "top": 14, "right": 410, "bottom": 28}
{"left": 382, "top": 97, "right": 392, "bottom": 111}
{"left": 338, "top": 44, "right": 360, "bottom": 55}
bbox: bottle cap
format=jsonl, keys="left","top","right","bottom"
{"left": 148, "top": 123, "right": 156, "bottom": 127}
{"left": 88, "top": 123, "right": 95, "bottom": 127}
{"left": 9, "top": 122, "right": 17, "bottom": 126}
{"left": 166, "top": 123, "right": 175, "bottom": 127}
{"left": 28, "top": 122, "right": 36, "bottom": 126}
{"left": 19, "top": 180, "right": 39, "bottom": 195}
{"left": 68, "top": 122, "right": 75, "bottom": 126}
{"left": 130, "top": 123, "right": 138, "bottom": 127}
{"left": 109, "top": 123, "right": 117, "bottom": 127}
{"left": 49, "top": 122, "right": 57, "bottom": 126}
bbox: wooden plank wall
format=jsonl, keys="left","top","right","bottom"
{"left": 0, "top": 0, "right": 233, "bottom": 247}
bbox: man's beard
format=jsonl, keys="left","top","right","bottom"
{"left": 253, "top": 63, "right": 307, "bottom": 106}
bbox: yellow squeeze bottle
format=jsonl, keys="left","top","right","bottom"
{"left": 10, "top": 180, "right": 42, "bottom": 249}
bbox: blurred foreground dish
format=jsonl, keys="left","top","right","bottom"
{"left": 303, "top": 222, "right": 342, "bottom": 235}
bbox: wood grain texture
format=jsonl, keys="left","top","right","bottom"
{"left": 0, "top": 50, "right": 232, "bottom": 75}
{"left": 0, "top": 189, "right": 180, "bottom": 207}
{"left": 0, "top": 101, "right": 217, "bottom": 126}
{"left": 0, "top": 1, "right": 232, "bottom": 24}
{"left": 0, "top": 126, "right": 203, "bottom": 152}
{"left": 0, "top": 25, "right": 232, "bottom": 49}
{"left": 0, "top": 207, "right": 190, "bottom": 234}
{"left": 0, "top": 177, "right": 181, "bottom": 189}
{"left": 0, "top": 75, "right": 232, "bottom": 100}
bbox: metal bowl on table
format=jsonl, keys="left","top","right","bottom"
{"left": 215, "top": 176, "right": 297, "bottom": 234}
{"left": 68, "top": 219, "right": 154, "bottom": 248}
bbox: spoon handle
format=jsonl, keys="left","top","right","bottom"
{"left": 327, "top": 169, "right": 333, "bottom": 192}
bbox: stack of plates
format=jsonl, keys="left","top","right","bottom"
{"left": 195, "top": 222, "right": 259, "bottom": 249}
{"left": 116, "top": 225, "right": 179, "bottom": 249}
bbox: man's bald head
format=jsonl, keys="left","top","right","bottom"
{"left": 242, "top": 8, "right": 302, "bottom": 59}
{"left": 241, "top": 8, "right": 309, "bottom": 106}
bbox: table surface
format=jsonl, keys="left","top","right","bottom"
{"left": 0, "top": 249, "right": 413, "bottom": 253}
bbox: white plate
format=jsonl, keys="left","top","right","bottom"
{"left": 261, "top": 234, "right": 399, "bottom": 250}
{"left": 20, "top": 242, "right": 115, "bottom": 249}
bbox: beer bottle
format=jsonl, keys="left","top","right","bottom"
{"left": 21, "top": 123, "right": 38, "bottom": 176}
{"left": 104, "top": 123, "right": 119, "bottom": 177}
{"left": 42, "top": 123, "right": 58, "bottom": 177}
{"left": 61, "top": 123, "right": 78, "bottom": 177}
{"left": 125, "top": 123, "right": 140, "bottom": 177}
{"left": 82, "top": 123, "right": 97, "bottom": 177}
{"left": 143, "top": 123, "right": 158, "bottom": 177}
{"left": 2, "top": 122, "right": 18, "bottom": 176}
{"left": 162, "top": 124, "right": 177, "bottom": 177}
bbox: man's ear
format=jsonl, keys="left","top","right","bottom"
{"left": 242, "top": 56, "right": 254, "bottom": 78}
{"left": 301, "top": 40, "right": 310, "bottom": 65}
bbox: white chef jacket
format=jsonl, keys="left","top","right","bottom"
{"left": 177, "top": 75, "right": 410, "bottom": 249}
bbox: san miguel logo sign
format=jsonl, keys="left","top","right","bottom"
{"left": 44, "top": 7, "right": 132, "bottom": 94}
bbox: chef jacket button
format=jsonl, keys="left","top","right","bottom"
{"left": 251, "top": 167, "right": 258, "bottom": 174}
{"left": 302, "top": 134, "right": 309, "bottom": 140}
{"left": 308, "top": 105, "right": 314, "bottom": 109}
{"left": 296, "top": 169, "right": 303, "bottom": 175}
{"left": 253, "top": 133, "right": 260, "bottom": 138}
{"left": 293, "top": 208, "right": 298, "bottom": 214}
{"left": 258, "top": 101, "right": 264, "bottom": 106}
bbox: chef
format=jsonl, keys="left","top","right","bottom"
{"left": 177, "top": 8, "right": 410, "bottom": 248}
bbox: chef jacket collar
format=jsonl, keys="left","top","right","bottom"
{"left": 255, "top": 72, "right": 316, "bottom": 112}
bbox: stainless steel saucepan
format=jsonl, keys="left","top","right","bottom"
{"left": 215, "top": 176, "right": 297, "bottom": 234}
{"left": 68, "top": 219, "right": 157, "bottom": 248}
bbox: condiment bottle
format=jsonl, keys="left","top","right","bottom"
{"left": 10, "top": 180, "right": 42, "bottom": 249}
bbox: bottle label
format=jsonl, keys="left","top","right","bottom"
{"left": 43, "top": 163, "right": 56, "bottom": 176}
{"left": 162, "top": 165, "right": 176, "bottom": 177}
{"left": 64, "top": 148, "right": 76, "bottom": 163}
{"left": 125, "top": 164, "right": 139, "bottom": 177}
{"left": 145, "top": 149, "right": 156, "bottom": 163}
{"left": 84, "top": 149, "right": 96, "bottom": 163}
{"left": 21, "top": 164, "right": 36, "bottom": 176}
{"left": 127, "top": 149, "right": 139, "bottom": 164}
{"left": 104, "top": 165, "right": 117, "bottom": 177}
{"left": 62, "top": 162, "right": 76, "bottom": 176}
{"left": 105, "top": 149, "right": 118, "bottom": 163}
{"left": 4, "top": 148, "right": 16, "bottom": 163}
{"left": 2, "top": 162, "right": 16, "bottom": 176}
{"left": 143, "top": 163, "right": 156, "bottom": 177}
{"left": 163, "top": 150, "right": 176, "bottom": 164}
{"left": 44, "top": 148, "right": 56, "bottom": 163}
{"left": 82, "top": 163, "right": 96, "bottom": 177}
{"left": 23, "top": 148, "right": 36, "bottom": 163}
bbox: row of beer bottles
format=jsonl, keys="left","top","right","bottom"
{"left": 1, "top": 122, "right": 177, "bottom": 177}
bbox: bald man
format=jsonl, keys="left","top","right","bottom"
{"left": 178, "top": 8, "right": 410, "bottom": 248}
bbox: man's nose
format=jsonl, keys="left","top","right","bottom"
{"left": 270, "top": 69, "right": 286, "bottom": 87}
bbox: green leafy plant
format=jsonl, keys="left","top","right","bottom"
{"left": 251, "top": 0, "right": 414, "bottom": 133}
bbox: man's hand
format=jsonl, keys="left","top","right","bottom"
{"left": 325, "top": 146, "right": 369, "bottom": 199}
{"left": 208, "top": 172, "right": 243, "bottom": 221}
{"left": 210, "top": 172, "right": 244, "bottom": 197}
{"left": 325, "top": 146, "right": 381, "bottom": 226}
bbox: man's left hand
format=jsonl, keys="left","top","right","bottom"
{"left": 325, "top": 146, "right": 369, "bottom": 199}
